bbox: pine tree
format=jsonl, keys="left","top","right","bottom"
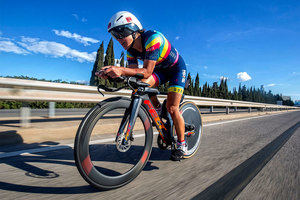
{"left": 194, "top": 73, "right": 200, "bottom": 96}
{"left": 238, "top": 83, "right": 242, "bottom": 100}
{"left": 185, "top": 73, "right": 193, "bottom": 95}
{"left": 233, "top": 87, "right": 238, "bottom": 100}
{"left": 110, "top": 39, "right": 115, "bottom": 66}
{"left": 207, "top": 84, "right": 212, "bottom": 97}
{"left": 219, "top": 79, "right": 225, "bottom": 99}
{"left": 89, "top": 41, "right": 104, "bottom": 86}
{"left": 104, "top": 38, "right": 115, "bottom": 66}
{"left": 224, "top": 79, "right": 229, "bottom": 99}
{"left": 120, "top": 51, "right": 125, "bottom": 67}
{"left": 249, "top": 87, "right": 253, "bottom": 102}
{"left": 212, "top": 82, "right": 219, "bottom": 98}
{"left": 202, "top": 82, "right": 208, "bottom": 97}
{"left": 104, "top": 38, "right": 115, "bottom": 87}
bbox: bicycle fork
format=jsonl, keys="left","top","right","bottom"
{"left": 115, "top": 96, "right": 142, "bottom": 146}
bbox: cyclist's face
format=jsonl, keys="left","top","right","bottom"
{"left": 117, "top": 35, "right": 133, "bottom": 50}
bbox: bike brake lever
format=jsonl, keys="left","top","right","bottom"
{"left": 97, "top": 86, "right": 105, "bottom": 96}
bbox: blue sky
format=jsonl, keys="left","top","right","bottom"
{"left": 0, "top": 0, "right": 299, "bottom": 100}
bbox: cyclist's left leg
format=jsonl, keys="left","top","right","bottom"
{"left": 166, "top": 56, "right": 187, "bottom": 160}
{"left": 166, "top": 91, "right": 185, "bottom": 142}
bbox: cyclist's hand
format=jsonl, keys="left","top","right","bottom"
{"left": 104, "top": 66, "right": 123, "bottom": 79}
{"left": 95, "top": 69, "right": 108, "bottom": 79}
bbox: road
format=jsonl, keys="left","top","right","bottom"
{"left": 0, "top": 111, "right": 299, "bottom": 199}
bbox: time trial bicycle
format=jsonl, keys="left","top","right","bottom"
{"left": 74, "top": 76, "right": 203, "bottom": 190}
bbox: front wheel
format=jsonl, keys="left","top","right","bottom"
{"left": 173, "top": 101, "right": 203, "bottom": 158}
{"left": 74, "top": 98, "right": 153, "bottom": 190}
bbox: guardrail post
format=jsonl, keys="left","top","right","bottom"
{"left": 210, "top": 106, "right": 214, "bottom": 113}
{"left": 248, "top": 107, "right": 252, "bottom": 113}
{"left": 20, "top": 102, "right": 31, "bottom": 128}
{"left": 234, "top": 107, "right": 237, "bottom": 112}
{"left": 49, "top": 102, "right": 55, "bottom": 118}
{"left": 226, "top": 107, "right": 230, "bottom": 114}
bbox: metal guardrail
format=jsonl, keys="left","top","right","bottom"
{"left": 1, "top": 77, "right": 298, "bottom": 127}
{"left": 0, "top": 77, "right": 298, "bottom": 109}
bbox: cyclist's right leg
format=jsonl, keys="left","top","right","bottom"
{"left": 142, "top": 73, "right": 162, "bottom": 109}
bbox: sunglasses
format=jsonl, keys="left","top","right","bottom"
{"left": 109, "top": 24, "right": 137, "bottom": 39}
{"left": 109, "top": 23, "right": 139, "bottom": 39}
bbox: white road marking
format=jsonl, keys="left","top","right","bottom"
{"left": 0, "top": 111, "right": 292, "bottom": 159}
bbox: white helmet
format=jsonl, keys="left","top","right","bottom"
{"left": 107, "top": 11, "right": 143, "bottom": 39}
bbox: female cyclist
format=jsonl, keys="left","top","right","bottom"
{"left": 96, "top": 11, "right": 187, "bottom": 161}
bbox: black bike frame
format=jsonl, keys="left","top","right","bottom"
{"left": 116, "top": 89, "right": 171, "bottom": 144}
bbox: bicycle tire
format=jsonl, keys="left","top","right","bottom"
{"left": 74, "top": 98, "right": 153, "bottom": 190}
{"left": 173, "top": 101, "right": 203, "bottom": 158}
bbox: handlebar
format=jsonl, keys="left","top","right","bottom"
{"left": 97, "top": 76, "right": 150, "bottom": 96}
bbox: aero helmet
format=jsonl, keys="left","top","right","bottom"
{"left": 108, "top": 11, "right": 143, "bottom": 39}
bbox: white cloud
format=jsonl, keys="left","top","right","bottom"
{"left": 237, "top": 72, "right": 251, "bottom": 81}
{"left": 53, "top": 29, "right": 99, "bottom": 46}
{"left": 175, "top": 36, "right": 180, "bottom": 40}
{"left": 0, "top": 40, "right": 29, "bottom": 54}
{"left": 266, "top": 83, "right": 276, "bottom": 87}
{"left": 204, "top": 65, "right": 208, "bottom": 69}
{"left": 18, "top": 36, "right": 96, "bottom": 62}
{"left": 202, "top": 73, "right": 219, "bottom": 79}
{"left": 72, "top": 14, "right": 87, "bottom": 23}
{"left": 291, "top": 72, "right": 300, "bottom": 76}
{"left": 265, "top": 83, "right": 283, "bottom": 87}
{"left": 72, "top": 14, "right": 79, "bottom": 20}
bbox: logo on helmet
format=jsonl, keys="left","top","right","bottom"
{"left": 126, "top": 17, "right": 132, "bottom": 23}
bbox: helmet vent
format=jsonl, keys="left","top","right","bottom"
{"left": 116, "top": 15, "right": 123, "bottom": 22}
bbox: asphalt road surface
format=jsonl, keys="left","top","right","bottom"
{"left": 0, "top": 111, "right": 299, "bottom": 200}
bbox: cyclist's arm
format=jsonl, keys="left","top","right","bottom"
{"left": 120, "top": 60, "right": 156, "bottom": 78}
{"left": 128, "top": 64, "right": 138, "bottom": 68}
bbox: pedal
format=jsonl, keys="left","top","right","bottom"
{"left": 130, "top": 135, "right": 134, "bottom": 141}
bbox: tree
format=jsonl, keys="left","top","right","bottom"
{"left": 120, "top": 51, "right": 125, "bottom": 67}
{"left": 104, "top": 38, "right": 115, "bottom": 66}
{"left": 238, "top": 83, "right": 242, "bottom": 100}
{"left": 194, "top": 73, "right": 200, "bottom": 96}
{"left": 219, "top": 79, "right": 225, "bottom": 99}
{"left": 233, "top": 87, "right": 238, "bottom": 100}
{"left": 224, "top": 79, "right": 229, "bottom": 99}
{"left": 202, "top": 82, "right": 208, "bottom": 97}
{"left": 185, "top": 73, "right": 194, "bottom": 95}
{"left": 90, "top": 41, "right": 104, "bottom": 86}
{"left": 104, "top": 38, "right": 115, "bottom": 87}
{"left": 211, "top": 82, "right": 219, "bottom": 98}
